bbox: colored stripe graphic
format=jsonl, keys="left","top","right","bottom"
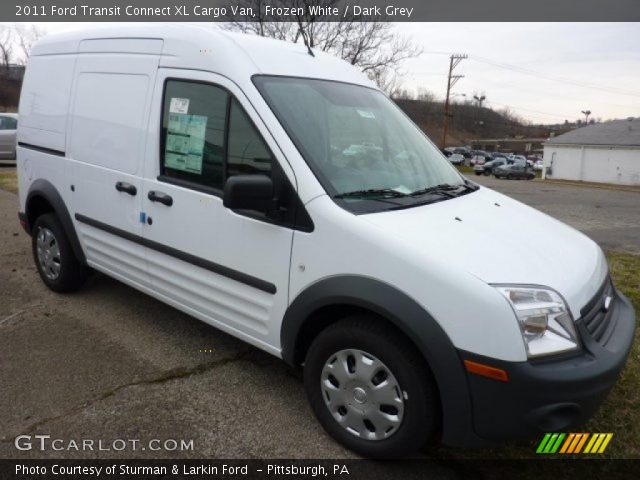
{"left": 537, "top": 433, "right": 613, "bottom": 454}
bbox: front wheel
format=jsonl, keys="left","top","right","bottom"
{"left": 303, "top": 317, "right": 439, "bottom": 458}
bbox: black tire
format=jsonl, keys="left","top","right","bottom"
{"left": 507, "top": 174, "right": 513, "bottom": 180}
{"left": 32, "top": 213, "right": 87, "bottom": 293}
{"left": 484, "top": 171, "right": 491, "bottom": 176}
{"left": 474, "top": 172, "right": 481, "bottom": 176}
{"left": 303, "top": 316, "right": 439, "bottom": 458}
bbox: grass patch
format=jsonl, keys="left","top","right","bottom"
{"left": 455, "top": 165, "right": 474, "bottom": 174}
{"left": 435, "top": 251, "right": 639, "bottom": 460}
{"left": 0, "top": 168, "right": 17, "bottom": 194}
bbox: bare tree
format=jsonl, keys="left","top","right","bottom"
{"left": 223, "top": 0, "right": 421, "bottom": 93}
{"left": 0, "top": 26, "right": 13, "bottom": 69}
{"left": 416, "top": 87, "right": 436, "bottom": 103}
{"left": 13, "top": 24, "right": 46, "bottom": 63}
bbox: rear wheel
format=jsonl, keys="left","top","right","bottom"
{"left": 303, "top": 317, "right": 438, "bottom": 458}
{"left": 32, "top": 213, "right": 87, "bottom": 292}
{"left": 507, "top": 174, "right": 513, "bottom": 180}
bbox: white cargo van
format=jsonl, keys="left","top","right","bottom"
{"left": 17, "top": 25, "right": 635, "bottom": 458}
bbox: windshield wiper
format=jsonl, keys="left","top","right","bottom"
{"left": 409, "top": 183, "right": 463, "bottom": 198}
{"left": 334, "top": 188, "right": 409, "bottom": 199}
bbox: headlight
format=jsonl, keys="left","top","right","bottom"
{"left": 495, "top": 286, "right": 579, "bottom": 358}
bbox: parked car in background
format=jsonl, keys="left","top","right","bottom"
{"left": 511, "top": 155, "right": 534, "bottom": 168}
{"left": 474, "top": 158, "right": 507, "bottom": 176}
{"left": 534, "top": 160, "right": 544, "bottom": 171}
{"left": 494, "top": 163, "right": 535, "bottom": 180}
{"left": 470, "top": 150, "right": 490, "bottom": 166}
{"left": 441, "top": 148, "right": 452, "bottom": 157}
{"left": 491, "top": 152, "right": 508, "bottom": 160}
{"left": 452, "top": 147, "right": 472, "bottom": 159}
{"left": 448, "top": 153, "right": 465, "bottom": 165}
{"left": 0, "top": 113, "right": 18, "bottom": 160}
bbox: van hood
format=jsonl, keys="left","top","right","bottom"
{"left": 361, "top": 186, "right": 608, "bottom": 318}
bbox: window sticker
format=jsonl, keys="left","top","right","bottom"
{"left": 165, "top": 113, "right": 208, "bottom": 174}
{"left": 169, "top": 97, "right": 190, "bottom": 114}
{"left": 357, "top": 110, "right": 376, "bottom": 119}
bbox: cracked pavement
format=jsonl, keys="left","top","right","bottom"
{"left": 0, "top": 176, "right": 638, "bottom": 460}
{"left": 0, "top": 186, "right": 352, "bottom": 459}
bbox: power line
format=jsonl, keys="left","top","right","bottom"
{"left": 470, "top": 55, "right": 640, "bottom": 98}
{"left": 485, "top": 100, "right": 572, "bottom": 120}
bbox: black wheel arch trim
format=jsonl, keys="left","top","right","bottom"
{"left": 25, "top": 179, "right": 87, "bottom": 266}
{"left": 281, "top": 275, "right": 485, "bottom": 447}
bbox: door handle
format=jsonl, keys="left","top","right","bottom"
{"left": 148, "top": 190, "right": 173, "bottom": 207}
{"left": 115, "top": 181, "right": 137, "bottom": 196}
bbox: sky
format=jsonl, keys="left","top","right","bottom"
{"left": 3, "top": 22, "right": 639, "bottom": 124}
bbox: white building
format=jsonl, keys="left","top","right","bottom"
{"left": 543, "top": 118, "right": 640, "bottom": 185}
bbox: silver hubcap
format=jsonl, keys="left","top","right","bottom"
{"left": 321, "top": 349, "right": 405, "bottom": 441}
{"left": 36, "top": 227, "right": 61, "bottom": 281}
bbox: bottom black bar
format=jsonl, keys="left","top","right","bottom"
{"left": 1, "top": 459, "right": 639, "bottom": 480}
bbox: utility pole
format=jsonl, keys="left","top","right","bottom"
{"left": 581, "top": 109, "right": 592, "bottom": 125}
{"left": 473, "top": 94, "right": 486, "bottom": 135}
{"left": 441, "top": 53, "right": 467, "bottom": 148}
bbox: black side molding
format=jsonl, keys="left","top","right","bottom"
{"left": 74, "top": 213, "right": 277, "bottom": 295}
{"left": 18, "top": 142, "right": 65, "bottom": 157}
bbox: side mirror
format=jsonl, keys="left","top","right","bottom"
{"left": 223, "top": 174, "right": 274, "bottom": 213}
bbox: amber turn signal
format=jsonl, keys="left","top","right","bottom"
{"left": 464, "top": 359, "right": 509, "bottom": 382}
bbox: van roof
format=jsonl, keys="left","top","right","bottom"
{"left": 31, "top": 24, "right": 376, "bottom": 89}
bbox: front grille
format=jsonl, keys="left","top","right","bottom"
{"left": 579, "top": 276, "right": 616, "bottom": 345}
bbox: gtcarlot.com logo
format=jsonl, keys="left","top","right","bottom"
{"left": 536, "top": 433, "right": 613, "bottom": 454}
{"left": 14, "top": 435, "right": 194, "bottom": 452}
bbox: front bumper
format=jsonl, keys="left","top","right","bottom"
{"left": 460, "top": 288, "right": 636, "bottom": 441}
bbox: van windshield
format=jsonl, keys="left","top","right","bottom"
{"left": 253, "top": 76, "right": 472, "bottom": 214}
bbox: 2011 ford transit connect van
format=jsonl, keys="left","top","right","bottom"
{"left": 17, "top": 25, "right": 635, "bottom": 458}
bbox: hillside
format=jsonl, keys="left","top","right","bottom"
{"left": 394, "top": 98, "right": 551, "bottom": 146}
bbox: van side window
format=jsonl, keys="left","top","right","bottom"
{"left": 227, "top": 98, "right": 272, "bottom": 177}
{"left": 161, "top": 82, "right": 273, "bottom": 190}
{"left": 161, "top": 81, "right": 228, "bottom": 190}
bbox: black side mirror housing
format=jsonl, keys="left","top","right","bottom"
{"left": 223, "top": 174, "right": 274, "bottom": 213}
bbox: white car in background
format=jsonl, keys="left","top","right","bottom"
{"left": 448, "top": 153, "right": 465, "bottom": 165}
{"left": 0, "top": 113, "right": 18, "bottom": 160}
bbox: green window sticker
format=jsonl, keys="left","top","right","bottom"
{"left": 164, "top": 113, "right": 208, "bottom": 174}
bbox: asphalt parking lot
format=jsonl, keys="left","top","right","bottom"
{"left": 0, "top": 174, "right": 638, "bottom": 460}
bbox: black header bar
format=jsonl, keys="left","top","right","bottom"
{"left": 4, "top": 0, "right": 640, "bottom": 22}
